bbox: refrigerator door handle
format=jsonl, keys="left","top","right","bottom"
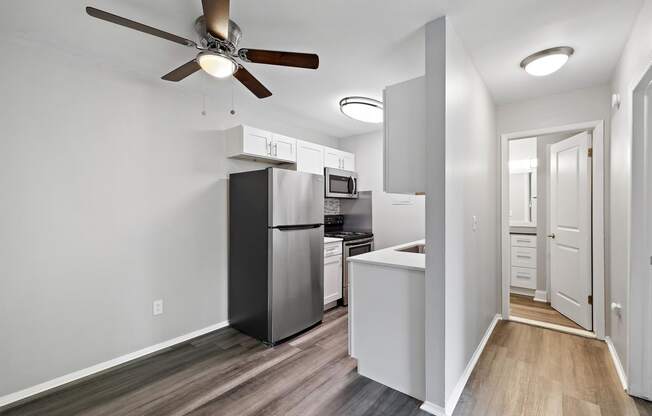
{"left": 274, "top": 224, "right": 323, "bottom": 231}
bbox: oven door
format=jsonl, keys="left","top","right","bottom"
{"left": 325, "top": 168, "right": 358, "bottom": 199}
{"left": 342, "top": 238, "right": 374, "bottom": 305}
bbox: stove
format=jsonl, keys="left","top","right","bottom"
{"left": 324, "top": 215, "right": 373, "bottom": 241}
{"left": 324, "top": 215, "right": 374, "bottom": 305}
{"left": 324, "top": 230, "right": 374, "bottom": 241}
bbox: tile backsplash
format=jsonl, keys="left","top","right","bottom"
{"left": 324, "top": 198, "right": 341, "bottom": 215}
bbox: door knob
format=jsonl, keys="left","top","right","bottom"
{"left": 547, "top": 233, "right": 556, "bottom": 239}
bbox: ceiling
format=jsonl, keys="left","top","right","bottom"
{"left": 0, "top": 0, "right": 642, "bottom": 138}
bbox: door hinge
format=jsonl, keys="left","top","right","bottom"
{"left": 588, "top": 295, "right": 593, "bottom": 305}
{"left": 588, "top": 148, "right": 593, "bottom": 157}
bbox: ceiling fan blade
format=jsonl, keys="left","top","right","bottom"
{"left": 234, "top": 66, "right": 272, "bottom": 99}
{"left": 86, "top": 7, "right": 196, "bottom": 47}
{"left": 238, "top": 49, "right": 319, "bottom": 69}
{"left": 161, "top": 60, "right": 201, "bottom": 82}
{"left": 202, "top": 0, "right": 230, "bottom": 40}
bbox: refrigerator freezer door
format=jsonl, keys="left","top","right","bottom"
{"left": 270, "top": 169, "right": 324, "bottom": 227}
{"left": 270, "top": 225, "right": 324, "bottom": 342}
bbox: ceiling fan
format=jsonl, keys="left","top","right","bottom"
{"left": 85, "top": 0, "right": 319, "bottom": 98}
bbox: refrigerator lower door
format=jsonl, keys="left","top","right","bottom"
{"left": 270, "top": 169, "right": 324, "bottom": 227}
{"left": 270, "top": 225, "right": 324, "bottom": 343}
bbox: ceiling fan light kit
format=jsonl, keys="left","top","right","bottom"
{"left": 85, "top": 0, "right": 320, "bottom": 98}
{"left": 197, "top": 51, "right": 237, "bottom": 78}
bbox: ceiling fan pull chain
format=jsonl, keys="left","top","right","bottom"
{"left": 230, "top": 78, "right": 236, "bottom": 115}
{"left": 202, "top": 92, "right": 207, "bottom": 116}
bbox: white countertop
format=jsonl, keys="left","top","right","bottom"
{"left": 347, "top": 239, "right": 425, "bottom": 271}
{"left": 324, "top": 237, "right": 343, "bottom": 244}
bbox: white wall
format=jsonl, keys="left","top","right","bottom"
{"left": 0, "top": 37, "right": 338, "bottom": 398}
{"left": 608, "top": 0, "right": 652, "bottom": 381}
{"left": 338, "top": 131, "right": 425, "bottom": 249}
{"left": 423, "top": 16, "right": 500, "bottom": 412}
{"left": 442, "top": 18, "right": 499, "bottom": 411}
{"left": 497, "top": 84, "right": 611, "bottom": 135}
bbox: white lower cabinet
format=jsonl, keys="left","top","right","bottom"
{"left": 510, "top": 233, "right": 537, "bottom": 290}
{"left": 324, "top": 240, "right": 343, "bottom": 305}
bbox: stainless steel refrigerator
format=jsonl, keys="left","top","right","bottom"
{"left": 228, "top": 168, "right": 324, "bottom": 345}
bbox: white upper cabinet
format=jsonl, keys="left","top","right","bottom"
{"left": 270, "top": 133, "right": 297, "bottom": 163}
{"left": 226, "top": 125, "right": 296, "bottom": 163}
{"left": 226, "top": 125, "right": 354, "bottom": 172}
{"left": 324, "top": 146, "right": 355, "bottom": 171}
{"left": 383, "top": 76, "right": 426, "bottom": 194}
{"left": 296, "top": 140, "right": 325, "bottom": 175}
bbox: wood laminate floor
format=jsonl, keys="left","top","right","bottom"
{"left": 510, "top": 293, "right": 584, "bottom": 330}
{"left": 0, "top": 307, "right": 428, "bottom": 416}
{"left": 454, "top": 320, "right": 652, "bottom": 416}
{"left": 2, "top": 307, "right": 650, "bottom": 416}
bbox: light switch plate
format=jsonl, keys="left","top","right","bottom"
{"left": 472, "top": 215, "right": 479, "bottom": 232}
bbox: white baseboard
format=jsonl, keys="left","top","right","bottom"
{"left": 0, "top": 320, "right": 230, "bottom": 408}
{"left": 509, "top": 286, "right": 535, "bottom": 297}
{"left": 605, "top": 336, "right": 628, "bottom": 391}
{"left": 420, "top": 400, "right": 446, "bottom": 416}
{"left": 533, "top": 290, "right": 548, "bottom": 303}
{"left": 444, "top": 313, "right": 501, "bottom": 416}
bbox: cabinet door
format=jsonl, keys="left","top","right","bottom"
{"left": 296, "top": 140, "right": 324, "bottom": 175}
{"left": 340, "top": 152, "right": 355, "bottom": 171}
{"left": 324, "top": 255, "right": 343, "bottom": 304}
{"left": 242, "top": 126, "right": 271, "bottom": 157}
{"left": 324, "top": 147, "right": 342, "bottom": 169}
{"left": 271, "top": 134, "right": 297, "bottom": 162}
{"left": 383, "top": 76, "right": 426, "bottom": 194}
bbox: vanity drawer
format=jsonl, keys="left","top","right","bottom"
{"left": 511, "top": 234, "right": 536, "bottom": 248}
{"left": 511, "top": 246, "right": 536, "bottom": 268}
{"left": 511, "top": 267, "right": 536, "bottom": 289}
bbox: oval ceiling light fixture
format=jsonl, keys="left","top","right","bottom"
{"left": 339, "top": 96, "right": 383, "bottom": 123}
{"left": 197, "top": 51, "right": 237, "bottom": 79}
{"left": 520, "top": 46, "right": 574, "bottom": 77}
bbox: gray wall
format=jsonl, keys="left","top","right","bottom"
{"left": 0, "top": 37, "right": 337, "bottom": 397}
{"left": 608, "top": 0, "right": 652, "bottom": 378}
{"left": 338, "top": 131, "right": 425, "bottom": 249}
{"left": 442, "top": 19, "right": 500, "bottom": 405}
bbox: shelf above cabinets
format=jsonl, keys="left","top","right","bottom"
{"left": 225, "top": 125, "right": 296, "bottom": 163}
{"left": 225, "top": 125, "right": 354, "bottom": 175}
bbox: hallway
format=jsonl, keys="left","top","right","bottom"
{"left": 454, "top": 320, "right": 652, "bottom": 416}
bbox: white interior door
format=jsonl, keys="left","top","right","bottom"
{"left": 549, "top": 131, "right": 592, "bottom": 330}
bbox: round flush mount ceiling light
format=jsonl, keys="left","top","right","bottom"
{"left": 197, "top": 51, "right": 237, "bottom": 79}
{"left": 520, "top": 46, "right": 574, "bottom": 76}
{"left": 339, "top": 96, "right": 383, "bottom": 123}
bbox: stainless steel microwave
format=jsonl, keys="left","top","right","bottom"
{"left": 324, "top": 168, "right": 358, "bottom": 199}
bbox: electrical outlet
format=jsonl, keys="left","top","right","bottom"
{"left": 153, "top": 299, "right": 163, "bottom": 316}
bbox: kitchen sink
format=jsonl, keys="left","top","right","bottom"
{"left": 396, "top": 244, "right": 426, "bottom": 254}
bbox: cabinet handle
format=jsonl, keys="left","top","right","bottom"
{"left": 267, "top": 141, "right": 272, "bottom": 156}
{"left": 273, "top": 143, "right": 278, "bottom": 156}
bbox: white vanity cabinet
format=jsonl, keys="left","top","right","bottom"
{"left": 225, "top": 125, "right": 296, "bottom": 163}
{"left": 324, "top": 239, "right": 343, "bottom": 305}
{"left": 510, "top": 234, "right": 537, "bottom": 290}
{"left": 383, "top": 76, "right": 426, "bottom": 194}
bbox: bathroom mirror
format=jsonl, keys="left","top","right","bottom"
{"left": 509, "top": 169, "right": 537, "bottom": 226}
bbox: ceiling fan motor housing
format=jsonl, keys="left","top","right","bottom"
{"left": 194, "top": 16, "right": 242, "bottom": 54}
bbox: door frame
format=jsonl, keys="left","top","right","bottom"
{"left": 629, "top": 63, "right": 652, "bottom": 399}
{"left": 500, "top": 120, "right": 606, "bottom": 340}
